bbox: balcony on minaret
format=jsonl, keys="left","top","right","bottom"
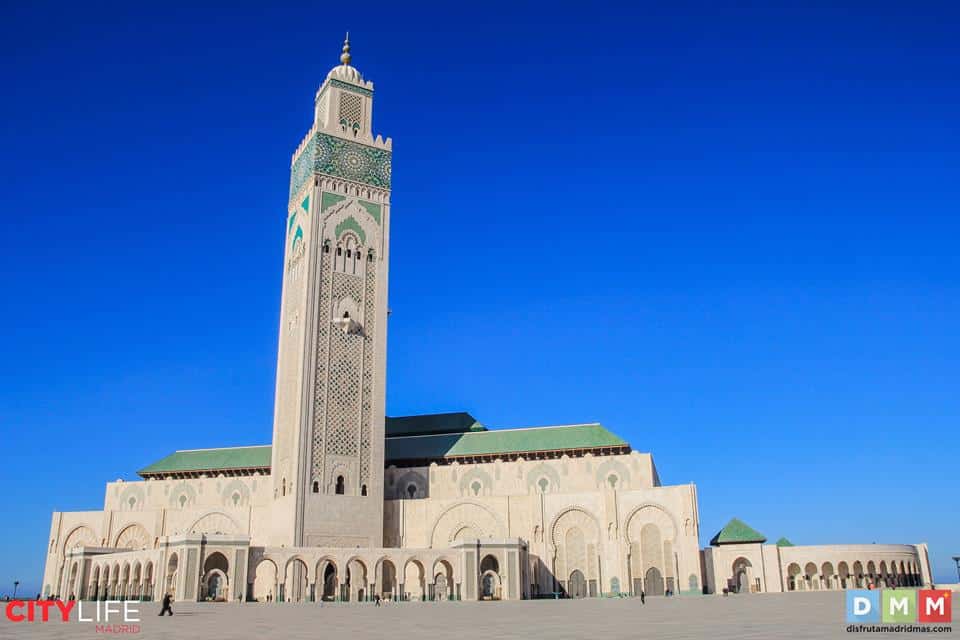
{"left": 332, "top": 312, "right": 363, "bottom": 336}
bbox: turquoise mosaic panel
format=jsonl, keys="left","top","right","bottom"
{"left": 314, "top": 133, "right": 391, "bottom": 188}
{"left": 289, "top": 136, "right": 316, "bottom": 199}
{"left": 301, "top": 195, "right": 310, "bottom": 213}
{"left": 288, "top": 212, "right": 297, "bottom": 233}
{"left": 290, "top": 133, "right": 391, "bottom": 203}
{"left": 292, "top": 225, "right": 303, "bottom": 248}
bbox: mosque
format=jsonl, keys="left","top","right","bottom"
{"left": 41, "top": 37, "right": 933, "bottom": 603}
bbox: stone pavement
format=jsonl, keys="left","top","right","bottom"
{"left": 0, "top": 591, "right": 917, "bottom": 640}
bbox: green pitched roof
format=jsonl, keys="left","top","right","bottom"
{"left": 385, "top": 412, "right": 485, "bottom": 437}
{"left": 136, "top": 419, "right": 630, "bottom": 475}
{"left": 137, "top": 445, "right": 271, "bottom": 477}
{"left": 709, "top": 518, "right": 767, "bottom": 545}
{"left": 385, "top": 423, "right": 628, "bottom": 463}
{"left": 776, "top": 537, "right": 795, "bottom": 547}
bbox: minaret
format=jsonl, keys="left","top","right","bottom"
{"left": 269, "top": 35, "right": 391, "bottom": 547}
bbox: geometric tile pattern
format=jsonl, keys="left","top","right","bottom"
{"left": 359, "top": 258, "right": 376, "bottom": 485}
{"left": 310, "top": 247, "right": 332, "bottom": 484}
{"left": 325, "top": 272, "right": 363, "bottom": 459}
{"left": 290, "top": 133, "right": 392, "bottom": 202}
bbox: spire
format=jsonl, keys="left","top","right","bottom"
{"left": 324, "top": 32, "right": 363, "bottom": 84}
{"left": 340, "top": 32, "right": 351, "bottom": 65}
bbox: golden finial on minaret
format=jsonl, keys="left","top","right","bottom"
{"left": 340, "top": 32, "right": 352, "bottom": 65}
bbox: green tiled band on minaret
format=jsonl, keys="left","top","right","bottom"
{"left": 289, "top": 132, "right": 392, "bottom": 203}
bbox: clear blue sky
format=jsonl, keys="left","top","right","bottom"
{"left": 1, "top": 1, "right": 957, "bottom": 595}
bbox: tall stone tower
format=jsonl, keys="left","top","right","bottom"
{"left": 269, "top": 35, "right": 391, "bottom": 548}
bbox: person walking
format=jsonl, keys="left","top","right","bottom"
{"left": 158, "top": 593, "right": 173, "bottom": 616}
{"left": 374, "top": 594, "right": 381, "bottom": 607}
{"left": 640, "top": 590, "right": 645, "bottom": 604}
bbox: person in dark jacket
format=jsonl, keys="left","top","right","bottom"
{"left": 158, "top": 593, "right": 173, "bottom": 616}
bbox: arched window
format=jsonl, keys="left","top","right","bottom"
{"left": 312, "top": 481, "right": 319, "bottom": 494}
{"left": 361, "top": 484, "right": 367, "bottom": 496}
{"left": 335, "top": 476, "right": 345, "bottom": 495}
{"left": 407, "top": 484, "right": 417, "bottom": 499}
{"left": 281, "top": 478, "right": 286, "bottom": 497}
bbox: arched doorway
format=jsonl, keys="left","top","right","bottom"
{"left": 98, "top": 565, "right": 109, "bottom": 601}
{"left": 130, "top": 563, "right": 142, "bottom": 600}
{"left": 838, "top": 562, "right": 850, "bottom": 589}
{"left": 284, "top": 558, "right": 309, "bottom": 603}
{"left": 433, "top": 559, "right": 454, "bottom": 601}
{"left": 853, "top": 561, "right": 864, "bottom": 588}
{"left": 787, "top": 563, "right": 801, "bottom": 591}
{"left": 804, "top": 562, "right": 818, "bottom": 590}
{"left": 435, "top": 574, "right": 449, "bottom": 601}
{"left": 481, "top": 571, "right": 500, "bottom": 599}
{"left": 110, "top": 564, "right": 120, "bottom": 598}
{"left": 346, "top": 558, "right": 367, "bottom": 602}
{"left": 67, "top": 563, "right": 79, "bottom": 600}
{"left": 88, "top": 566, "right": 101, "bottom": 600}
{"left": 377, "top": 559, "right": 397, "bottom": 601}
{"left": 165, "top": 553, "right": 179, "bottom": 599}
{"left": 568, "top": 570, "right": 587, "bottom": 599}
{"left": 321, "top": 561, "right": 338, "bottom": 601}
{"left": 251, "top": 559, "right": 277, "bottom": 602}
{"left": 732, "top": 557, "right": 752, "bottom": 593}
{"left": 644, "top": 567, "right": 664, "bottom": 596}
{"left": 403, "top": 560, "right": 425, "bottom": 601}
{"left": 206, "top": 572, "right": 226, "bottom": 601}
{"left": 201, "top": 552, "right": 230, "bottom": 601}
{"left": 479, "top": 555, "right": 500, "bottom": 600}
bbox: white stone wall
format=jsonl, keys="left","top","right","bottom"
{"left": 703, "top": 542, "right": 932, "bottom": 594}
{"left": 778, "top": 543, "right": 930, "bottom": 591}
{"left": 42, "top": 475, "right": 275, "bottom": 598}
{"left": 384, "top": 452, "right": 701, "bottom": 597}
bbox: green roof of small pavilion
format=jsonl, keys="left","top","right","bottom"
{"left": 137, "top": 445, "right": 271, "bottom": 477}
{"left": 385, "top": 422, "right": 628, "bottom": 463}
{"left": 776, "top": 537, "right": 795, "bottom": 547}
{"left": 709, "top": 518, "right": 767, "bottom": 545}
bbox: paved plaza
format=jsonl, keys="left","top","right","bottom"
{"left": 1, "top": 591, "right": 929, "bottom": 640}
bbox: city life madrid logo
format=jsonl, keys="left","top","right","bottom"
{"left": 846, "top": 589, "right": 952, "bottom": 624}
{"left": 4, "top": 600, "right": 141, "bottom": 633}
